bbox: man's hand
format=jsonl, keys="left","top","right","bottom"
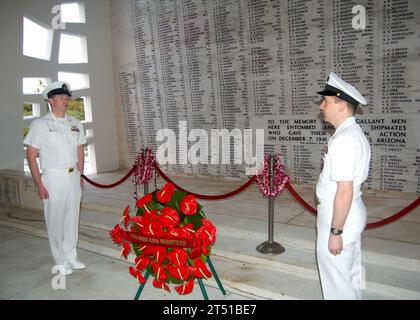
{"left": 27, "top": 146, "right": 48, "bottom": 200}
{"left": 80, "top": 176, "right": 85, "bottom": 190}
{"left": 328, "top": 234, "right": 343, "bottom": 255}
{"left": 329, "top": 180, "right": 352, "bottom": 256}
{"left": 37, "top": 184, "right": 49, "bottom": 200}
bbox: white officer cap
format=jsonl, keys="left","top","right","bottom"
{"left": 42, "top": 81, "right": 72, "bottom": 99}
{"left": 317, "top": 72, "right": 367, "bottom": 106}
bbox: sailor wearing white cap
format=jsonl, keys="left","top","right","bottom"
{"left": 24, "top": 81, "right": 87, "bottom": 275}
{"left": 315, "top": 72, "right": 371, "bottom": 299}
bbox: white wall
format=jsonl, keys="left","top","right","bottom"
{"left": 0, "top": 0, "right": 119, "bottom": 173}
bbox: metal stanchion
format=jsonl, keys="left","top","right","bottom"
{"left": 256, "top": 153, "right": 285, "bottom": 255}
{"left": 142, "top": 148, "right": 149, "bottom": 195}
{"left": 144, "top": 181, "right": 149, "bottom": 195}
{"left": 134, "top": 150, "right": 140, "bottom": 200}
{"left": 154, "top": 167, "right": 158, "bottom": 191}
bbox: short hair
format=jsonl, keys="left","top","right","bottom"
{"left": 332, "top": 96, "right": 358, "bottom": 115}
{"left": 345, "top": 101, "right": 358, "bottom": 115}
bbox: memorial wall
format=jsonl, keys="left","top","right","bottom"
{"left": 111, "top": 0, "right": 420, "bottom": 193}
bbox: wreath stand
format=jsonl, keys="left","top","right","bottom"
{"left": 133, "top": 179, "right": 226, "bottom": 300}
{"left": 133, "top": 257, "right": 226, "bottom": 300}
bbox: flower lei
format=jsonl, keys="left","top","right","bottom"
{"left": 109, "top": 182, "right": 217, "bottom": 295}
{"left": 134, "top": 148, "right": 156, "bottom": 185}
{"left": 256, "top": 154, "right": 290, "bottom": 197}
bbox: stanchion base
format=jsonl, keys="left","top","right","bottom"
{"left": 256, "top": 241, "right": 285, "bottom": 255}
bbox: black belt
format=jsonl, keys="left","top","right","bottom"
{"left": 42, "top": 168, "right": 76, "bottom": 173}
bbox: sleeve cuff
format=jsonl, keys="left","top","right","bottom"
{"left": 24, "top": 142, "right": 40, "bottom": 149}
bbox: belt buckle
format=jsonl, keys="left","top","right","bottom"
{"left": 68, "top": 168, "right": 74, "bottom": 173}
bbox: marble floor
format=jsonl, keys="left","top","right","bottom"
{"left": 1, "top": 168, "right": 419, "bottom": 300}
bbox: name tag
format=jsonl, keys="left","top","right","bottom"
{"left": 71, "top": 126, "right": 80, "bottom": 132}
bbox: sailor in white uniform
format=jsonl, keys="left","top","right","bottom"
{"left": 24, "top": 81, "right": 87, "bottom": 275}
{"left": 315, "top": 72, "right": 371, "bottom": 299}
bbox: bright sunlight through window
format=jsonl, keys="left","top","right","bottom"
{"left": 61, "top": 2, "right": 86, "bottom": 23}
{"left": 23, "top": 17, "right": 53, "bottom": 60}
{"left": 58, "top": 33, "right": 88, "bottom": 64}
{"left": 58, "top": 72, "right": 90, "bottom": 90}
{"left": 22, "top": 77, "right": 51, "bottom": 95}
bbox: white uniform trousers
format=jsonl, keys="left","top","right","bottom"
{"left": 316, "top": 200, "right": 366, "bottom": 300}
{"left": 41, "top": 169, "right": 82, "bottom": 266}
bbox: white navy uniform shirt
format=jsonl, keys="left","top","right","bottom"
{"left": 24, "top": 112, "right": 86, "bottom": 170}
{"left": 316, "top": 117, "right": 371, "bottom": 204}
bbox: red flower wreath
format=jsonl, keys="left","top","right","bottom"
{"left": 109, "top": 182, "right": 217, "bottom": 295}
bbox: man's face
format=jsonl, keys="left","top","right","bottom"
{"left": 49, "top": 94, "right": 70, "bottom": 112}
{"left": 319, "top": 96, "right": 340, "bottom": 125}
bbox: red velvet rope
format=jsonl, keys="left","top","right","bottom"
{"left": 80, "top": 159, "right": 419, "bottom": 229}
{"left": 154, "top": 164, "right": 256, "bottom": 200}
{"left": 285, "top": 182, "right": 420, "bottom": 229}
{"left": 82, "top": 166, "right": 135, "bottom": 188}
{"left": 285, "top": 183, "right": 317, "bottom": 214}
{"left": 365, "top": 197, "right": 420, "bottom": 229}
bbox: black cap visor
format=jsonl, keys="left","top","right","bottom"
{"left": 317, "top": 84, "right": 359, "bottom": 106}
{"left": 47, "top": 88, "right": 72, "bottom": 98}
